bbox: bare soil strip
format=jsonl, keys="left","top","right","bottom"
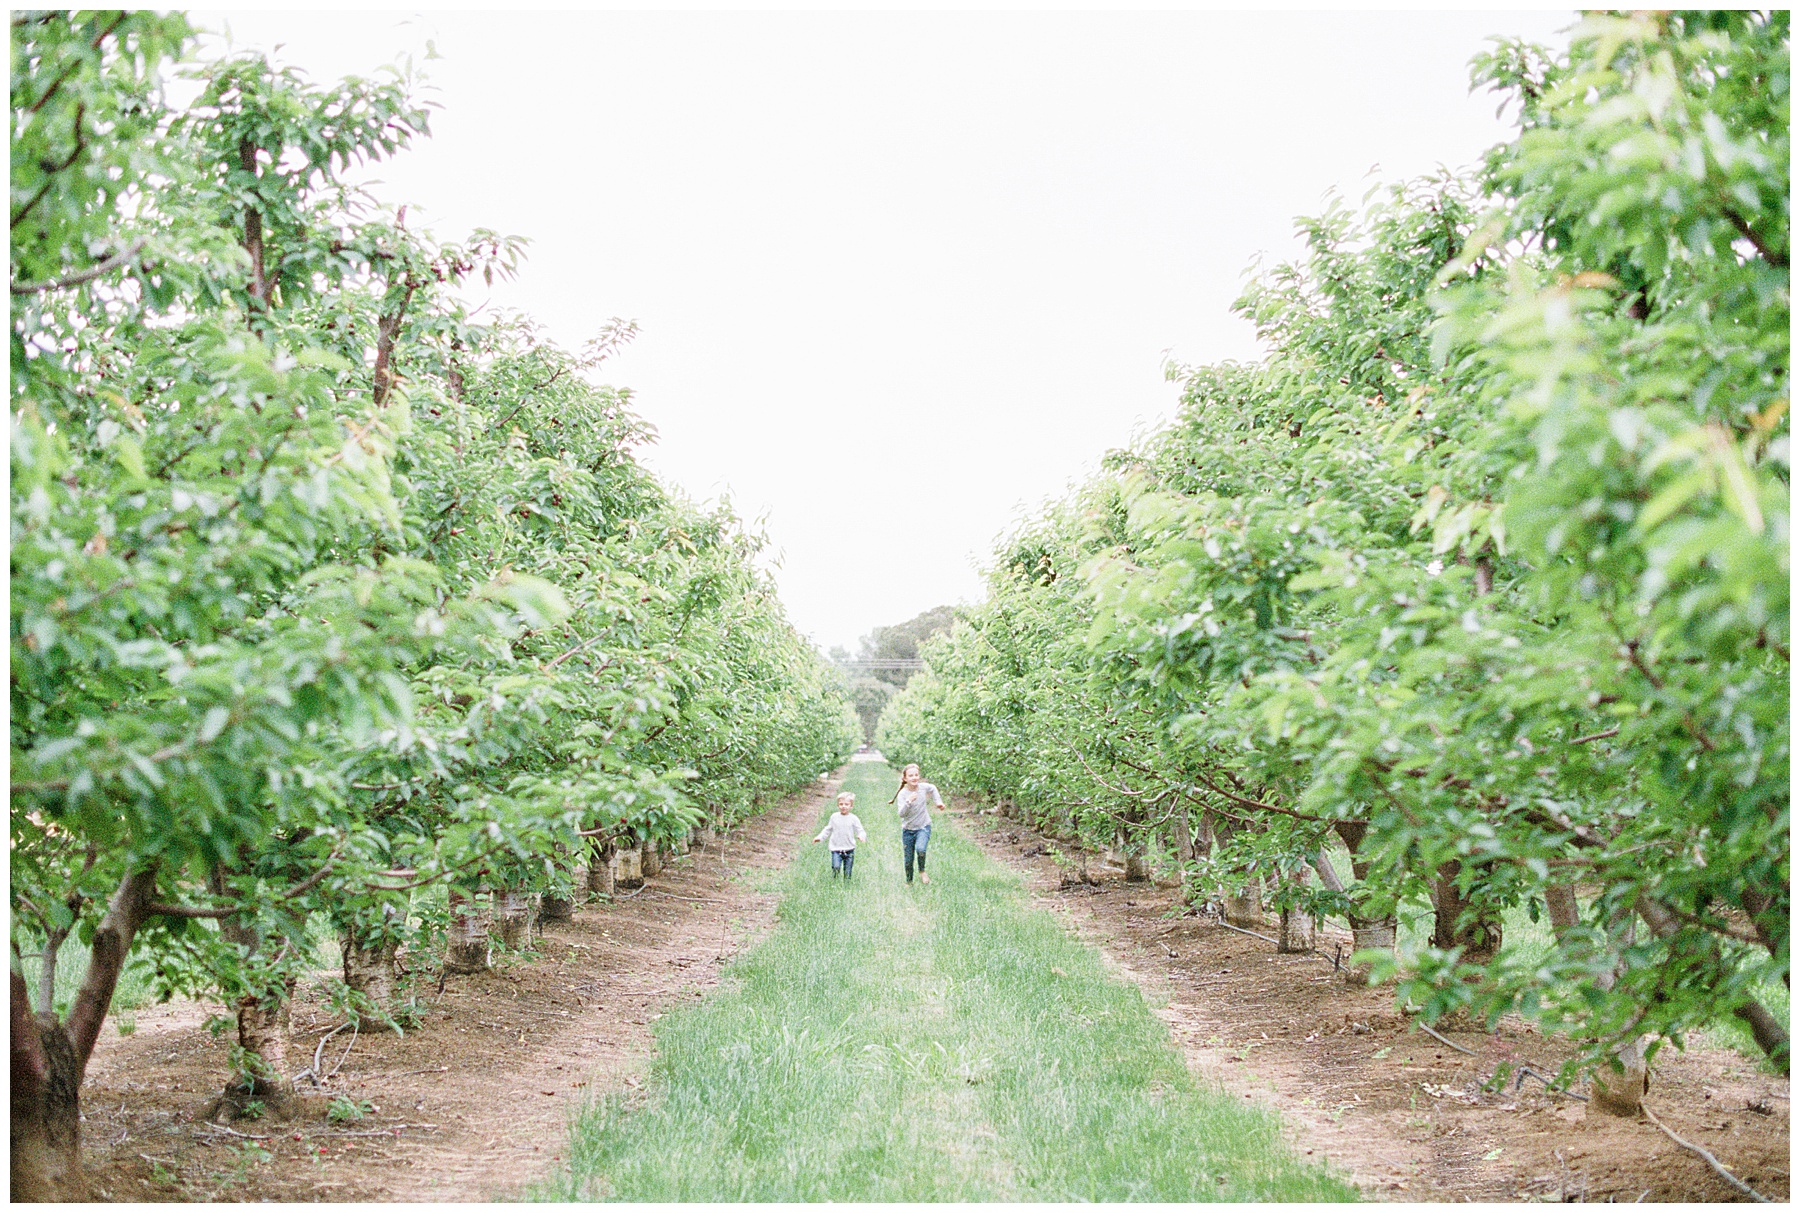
{"left": 956, "top": 808, "right": 1790, "bottom": 1203}
{"left": 76, "top": 777, "right": 838, "bottom": 1202}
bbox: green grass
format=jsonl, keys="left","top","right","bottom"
{"left": 541, "top": 762, "right": 1355, "bottom": 1202}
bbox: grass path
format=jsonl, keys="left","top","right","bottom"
{"left": 542, "top": 763, "right": 1356, "bottom": 1201}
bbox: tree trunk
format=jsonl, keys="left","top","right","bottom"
{"left": 1311, "top": 847, "right": 1345, "bottom": 894}
{"left": 1170, "top": 811, "right": 1194, "bottom": 862}
{"left": 641, "top": 840, "right": 663, "bottom": 880}
{"left": 1343, "top": 918, "right": 1397, "bottom": 986}
{"left": 1104, "top": 831, "right": 1125, "bottom": 870}
{"left": 11, "top": 868, "right": 157, "bottom": 1200}
{"left": 496, "top": 890, "right": 532, "bottom": 951}
{"left": 237, "top": 137, "right": 270, "bottom": 314}
{"left": 1544, "top": 882, "right": 1581, "bottom": 941}
{"left": 1279, "top": 904, "right": 1317, "bottom": 954}
{"left": 444, "top": 889, "right": 491, "bottom": 975}
{"left": 539, "top": 894, "right": 575, "bottom": 925}
{"left": 1223, "top": 875, "right": 1265, "bottom": 928}
{"left": 12, "top": 972, "right": 83, "bottom": 1202}
{"left": 1279, "top": 866, "right": 1316, "bottom": 954}
{"left": 1223, "top": 881, "right": 1265, "bottom": 927}
{"left": 1591, "top": 1034, "right": 1648, "bottom": 1117}
{"left": 1194, "top": 809, "right": 1216, "bottom": 860}
{"left": 1327, "top": 823, "right": 1395, "bottom": 984}
{"left": 209, "top": 981, "right": 298, "bottom": 1119}
{"left": 211, "top": 866, "right": 298, "bottom": 1118}
{"left": 1123, "top": 839, "right": 1151, "bottom": 883}
{"left": 340, "top": 932, "right": 400, "bottom": 1022}
{"left": 1430, "top": 861, "right": 1503, "bottom": 963}
{"left": 616, "top": 845, "right": 644, "bottom": 890}
{"left": 587, "top": 839, "right": 616, "bottom": 897}
{"left": 1639, "top": 895, "right": 1788, "bottom": 1073}
{"left": 1214, "top": 812, "right": 1268, "bottom": 921}
{"left": 1738, "top": 884, "right": 1784, "bottom": 959}
{"left": 1733, "top": 1000, "right": 1790, "bottom": 1066}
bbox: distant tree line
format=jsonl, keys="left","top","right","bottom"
{"left": 833, "top": 605, "right": 956, "bottom": 742}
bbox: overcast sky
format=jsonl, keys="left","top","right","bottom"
{"left": 191, "top": 9, "right": 1573, "bottom": 654}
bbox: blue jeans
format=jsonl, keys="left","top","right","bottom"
{"left": 902, "top": 825, "right": 931, "bottom": 882}
{"left": 830, "top": 848, "right": 855, "bottom": 880}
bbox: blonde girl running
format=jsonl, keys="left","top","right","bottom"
{"left": 890, "top": 763, "right": 943, "bottom": 884}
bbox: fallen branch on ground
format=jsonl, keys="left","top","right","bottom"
{"left": 1214, "top": 921, "right": 1279, "bottom": 945}
{"left": 324, "top": 1021, "right": 359, "bottom": 1079}
{"left": 318, "top": 1122, "right": 439, "bottom": 1138}
{"left": 1641, "top": 1104, "right": 1769, "bottom": 1203}
{"left": 295, "top": 1021, "right": 356, "bottom": 1087}
{"left": 1413, "top": 1020, "right": 1586, "bottom": 1102}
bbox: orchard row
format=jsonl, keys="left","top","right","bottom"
{"left": 880, "top": 11, "right": 1788, "bottom": 1112}
{"left": 11, "top": 13, "right": 857, "bottom": 1199}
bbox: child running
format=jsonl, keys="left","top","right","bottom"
{"left": 814, "top": 791, "right": 867, "bottom": 881}
{"left": 891, "top": 763, "right": 943, "bottom": 885}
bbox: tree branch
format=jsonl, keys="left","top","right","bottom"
{"left": 66, "top": 866, "right": 157, "bottom": 1071}
{"left": 363, "top": 841, "right": 507, "bottom": 892}
{"left": 1191, "top": 770, "right": 1329, "bottom": 823}
{"left": 1719, "top": 198, "right": 1788, "bottom": 269}
{"left": 146, "top": 848, "right": 342, "bottom": 920}
{"left": 10, "top": 235, "right": 147, "bottom": 295}
{"left": 11, "top": 101, "right": 87, "bottom": 227}
{"left": 1653, "top": 901, "right": 1769, "bottom": 947}
{"left": 16, "top": 737, "right": 191, "bottom": 794}
{"left": 26, "top": 13, "right": 126, "bottom": 116}
{"left": 1073, "top": 750, "right": 1155, "bottom": 800}
{"left": 1620, "top": 634, "right": 1717, "bottom": 753}
{"left": 144, "top": 900, "right": 237, "bottom": 920}
{"left": 543, "top": 634, "right": 605, "bottom": 670}
{"left": 372, "top": 272, "right": 419, "bottom": 406}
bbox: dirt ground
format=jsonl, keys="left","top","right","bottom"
{"left": 956, "top": 807, "right": 1790, "bottom": 1203}
{"left": 67, "top": 775, "right": 1787, "bottom": 1204}
{"left": 72, "top": 776, "right": 838, "bottom": 1203}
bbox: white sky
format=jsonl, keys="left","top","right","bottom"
{"left": 190, "top": 9, "right": 1573, "bottom": 654}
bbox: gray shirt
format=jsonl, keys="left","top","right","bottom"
{"left": 814, "top": 813, "right": 867, "bottom": 851}
{"left": 895, "top": 782, "right": 941, "bottom": 830}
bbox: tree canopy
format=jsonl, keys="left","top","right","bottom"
{"left": 11, "top": 13, "right": 855, "bottom": 1197}
{"left": 880, "top": 10, "right": 1788, "bottom": 1089}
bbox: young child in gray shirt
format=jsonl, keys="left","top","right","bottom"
{"left": 814, "top": 792, "right": 867, "bottom": 881}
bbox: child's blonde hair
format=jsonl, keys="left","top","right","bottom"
{"left": 838, "top": 791, "right": 856, "bottom": 803}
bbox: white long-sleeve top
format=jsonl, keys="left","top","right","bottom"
{"left": 896, "top": 782, "right": 941, "bottom": 830}
{"left": 814, "top": 812, "right": 867, "bottom": 851}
